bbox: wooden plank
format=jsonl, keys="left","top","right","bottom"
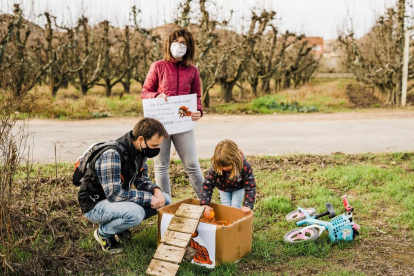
{"left": 146, "top": 259, "right": 180, "bottom": 276}
{"left": 146, "top": 204, "right": 205, "bottom": 275}
{"left": 153, "top": 244, "right": 186, "bottom": 264}
{"left": 161, "top": 230, "right": 192, "bottom": 248}
{"left": 175, "top": 203, "right": 205, "bottom": 220}
{"left": 167, "top": 217, "right": 199, "bottom": 234}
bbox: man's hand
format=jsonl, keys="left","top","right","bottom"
{"left": 156, "top": 93, "right": 168, "bottom": 102}
{"left": 191, "top": 111, "right": 201, "bottom": 121}
{"left": 202, "top": 205, "right": 213, "bottom": 218}
{"left": 241, "top": 206, "right": 251, "bottom": 214}
{"left": 151, "top": 196, "right": 163, "bottom": 209}
{"left": 153, "top": 188, "right": 165, "bottom": 207}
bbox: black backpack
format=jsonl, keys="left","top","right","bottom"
{"left": 72, "top": 141, "right": 128, "bottom": 186}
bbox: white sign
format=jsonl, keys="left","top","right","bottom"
{"left": 160, "top": 214, "right": 216, "bottom": 268}
{"left": 143, "top": 94, "right": 197, "bottom": 135}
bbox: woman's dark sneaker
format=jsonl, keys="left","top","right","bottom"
{"left": 116, "top": 229, "right": 132, "bottom": 243}
{"left": 94, "top": 229, "right": 123, "bottom": 253}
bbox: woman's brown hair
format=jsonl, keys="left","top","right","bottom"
{"left": 212, "top": 140, "right": 243, "bottom": 179}
{"left": 164, "top": 29, "right": 195, "bottom": 67}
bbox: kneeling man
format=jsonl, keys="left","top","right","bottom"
{"left": 77, "top": 118, "right": 170, "bottom": 253}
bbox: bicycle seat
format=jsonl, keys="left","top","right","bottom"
{"left": 325, "top": 203, "right": 336, "bottom": 218}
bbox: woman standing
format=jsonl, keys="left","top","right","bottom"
{"left": 141, "top": 29, "right": 203, "bottom": 199}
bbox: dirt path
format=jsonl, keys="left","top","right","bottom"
{"left": 16, "top": 110, "right": 414, "bottom": 163}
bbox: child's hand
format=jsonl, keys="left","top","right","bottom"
{"left": 241, "top": 206, "right": 251, "bottom": 214}
{"left": 202, "top": 205, "right": 214, "bottom": 218}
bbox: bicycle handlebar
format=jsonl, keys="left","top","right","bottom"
{"left": 314, "top": 210, "right": 330, "bottom": 219}
{"left": 342, "top": 195, "right": 354, "bottom": 212}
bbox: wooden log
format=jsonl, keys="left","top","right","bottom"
{"left": 146, "top": 259, "right": 180, "bottom": 276}
{"left": 153, "top": 244, "right": 186, "bottom": 264}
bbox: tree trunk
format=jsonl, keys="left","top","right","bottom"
{"left": 395, "top": 0, "right": 405, "bottom": 106}
{"left": 237, "top": 82, "right": 245, "bottom": 101}
{"left": 261, "top": 80, "right": 270, "bottom": 94}
{"left": 105, "top": 79, "right": 112, "bottom": 97}
{"left": 283, "top": 78, "right": 291, "bottom": 89}
{"left": 250, "top": 78, "right": 259, "bottom": 98}
{"left": 81, "top": 85, "right": 88, "bottom": 96}
{"left": 52, "top": 86, "right": 59, "bottom": 98}
{"left": 61, "top": 78, "right": 69, "bottom": 88}
{"left": 123, "top": 26, "right": 131, "bottom": 95}
{"left": 50, "top": 78, "right": 59, "bottom": 98}
{"left": 203, "top": 92, "right": 210, "bottom": 108}
{"left": 122, "top": 79, "right": 131, "bottom": 94}
{"left": 220, "top": 82, "right": 234, "bottom": 103}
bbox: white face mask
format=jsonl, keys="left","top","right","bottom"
{"left": 170, "top": 42, "right": 187, "bottom": 59}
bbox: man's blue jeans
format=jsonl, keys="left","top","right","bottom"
{"left": 84, "top": 193, "right": 171, "bottom": 237}
{"left": 219, "top": 189, "right": 245, "bottom": 208}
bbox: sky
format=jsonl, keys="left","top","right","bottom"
{"left": 0, "top": 0, "right": 404, "bottom": 39}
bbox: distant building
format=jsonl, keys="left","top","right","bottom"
{"left": 306, "top": 37, "right": 324, "bottom": 56}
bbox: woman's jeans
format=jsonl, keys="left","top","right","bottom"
{"left": 219, "top": 189, "right": 245, "bottom": 208}
{"left": 154, "top": 130, "right": 203, "bottom": 199}
{"left": 84, "top": 193, "right": 171, "bottom": 237}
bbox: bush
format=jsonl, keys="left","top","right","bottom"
{"left": 251, "top": 96, "right": 318, "bottom": 113}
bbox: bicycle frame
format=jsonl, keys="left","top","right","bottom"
{"left": 285, "top": 196, "right": 358, "bottom": 243}
{"left": 296, "top": 207, "right": 330, "bottom": 236}
{"left": 295, "top": 206, "right": 355, "bottom": 242}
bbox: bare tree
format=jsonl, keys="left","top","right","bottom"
{"left": 8, "top": 4, "right": 31, "bottom": 96}
{"left": 120, "top": 26, "right": 133, "bottom": 95}
{"left": 283, "top": 37, "right": 317, "bottom": 89}
{"left": 130, "top": 6, "right": 163, "bottom": 91}
{"left": 68, "top": 16, "right": 102, "bottom": 95}
{"left": 195, "top": 0, "right": 229, "bottom": 107}
{"left": 259, "top": 30, "right": 297, "bottom": 93}
{"left": 242, "top": 11, "right": 276, "bottom": 98}
{"left": 176, "top": 0, "right": 192, "bottom": 28}
{"left": 95, "top": 21, "right": 138, "bottom": 97}
{"left": 217, "top": 10, "right": 276, "bottom": 103}
{"left": 0, "top": 5, "right": 23, "bottom": 63}
{"left": 339, "top": 0, "right": 409, "bottom": 105}
{"left": 1, "top": 5, "right": 63, "bottom": 96}
{"left": 132, "top": 6, "right": 162, "bottom": 61}
{"left": 32, "top": 13, "right": 89, "bottom": 97}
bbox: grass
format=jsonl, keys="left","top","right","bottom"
{"left": 23, "top": 78, "right": 411, "bottom": 119}
{"left": 210, "top": 79, "right": 356, "bottom": 114}
{"left": 2, "top": 152, "right": 414, "bottom": 275}
{"left": 30, "top": 83, "right": 143, "bottom": 119}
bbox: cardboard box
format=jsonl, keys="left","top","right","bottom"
{"left": 157, "top": 198, "right": 253, "bottom": 267}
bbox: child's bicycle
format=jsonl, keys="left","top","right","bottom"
{"left": 284, "top": 195, "right": 360, "bottom": 243}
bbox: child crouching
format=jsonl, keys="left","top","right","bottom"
{"left": 200, "top": 140, "right": 256, "bottom": 217}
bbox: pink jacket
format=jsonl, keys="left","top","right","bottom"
{"left": 141, "top": 59, "right": 203, "bottom": 115}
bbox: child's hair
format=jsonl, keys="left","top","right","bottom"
{"left": 212, "top": 140, "right": 243, "bottom": 179}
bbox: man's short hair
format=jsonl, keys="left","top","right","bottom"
{"left": 132, "top": 118, "right": 168, "bottom": 140}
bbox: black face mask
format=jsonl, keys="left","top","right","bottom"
{"left": 141, "top": 138, "right": 160, "bottom": 158}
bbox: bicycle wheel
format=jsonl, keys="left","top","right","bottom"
{"left": 286, "top": 208, "right": 317, "bottom": 222}
{"left": 284, "top": 227, "right": 320, "bottom": 243}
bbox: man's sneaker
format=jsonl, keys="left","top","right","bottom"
{"left": 116, "top": 229, "right": 132, "bottom": 243}
{"left": 93, "top": 229, "right": 123, "bottom": 254}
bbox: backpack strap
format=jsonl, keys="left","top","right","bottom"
{"left": 74, "top": 141, "right": 128, "bottom": 187}
{"left": 88, "top": 141, "right": 128, "bottom": 172}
